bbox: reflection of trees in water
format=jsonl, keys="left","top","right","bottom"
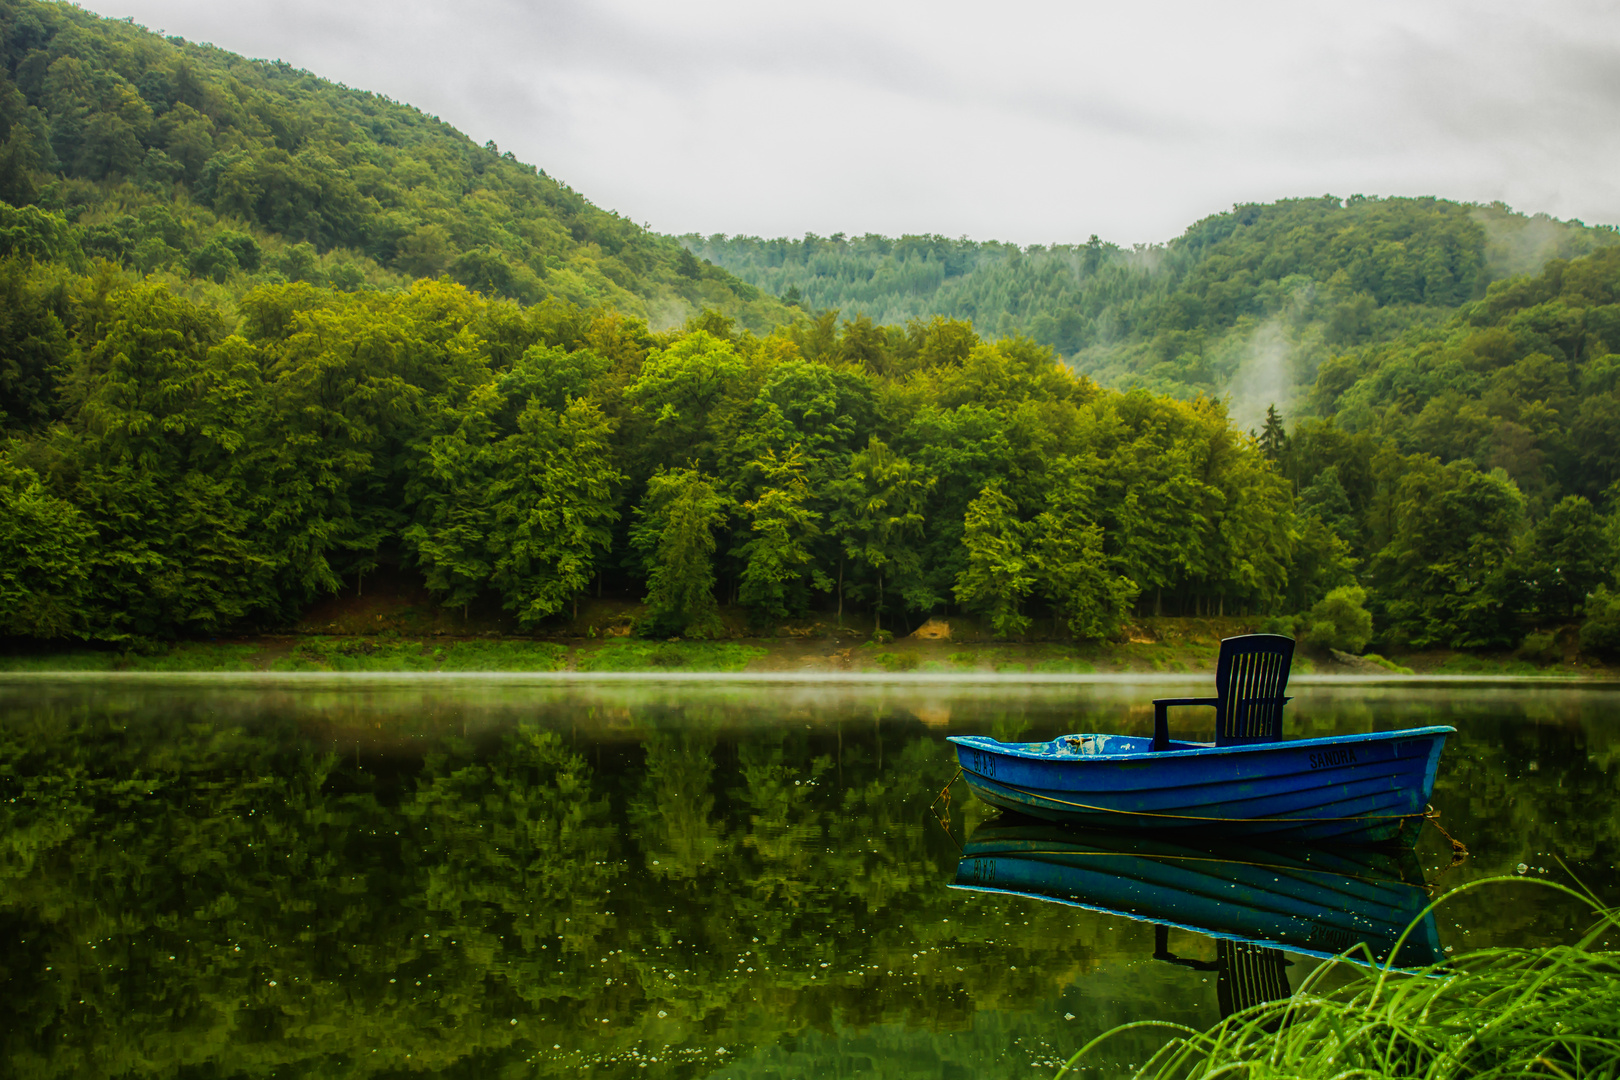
{"left": 0, "top": 698, "right": 1102, "bottom": 1078}
{"left": 0, "top": 685, "right": 1615, "bottom": 1077}
{"left": 629, "top": 728, "right": 729, "bottom": 880}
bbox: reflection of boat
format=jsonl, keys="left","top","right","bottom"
{"left": 951, "top": 821, "right": 1443, "bottom": 969}
{"left": 947, "top": 727, "right": 1453, "bottom": 844}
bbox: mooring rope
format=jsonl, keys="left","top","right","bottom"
{"left": 994, "top": 781, "right": 1433, "bottom": 826}
{"left": 927, "top": 767, "right": 965, "bottom": 852}
{"left": 1422, "top": 805, "right": 1471, "bottom": 880}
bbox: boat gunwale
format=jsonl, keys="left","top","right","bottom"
{"left": 947, "top": 724, "right": 1455, "bottom": 764}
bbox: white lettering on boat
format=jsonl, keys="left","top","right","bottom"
{"left": 1308, "top": 747, "right": 1358, "bottom": 770}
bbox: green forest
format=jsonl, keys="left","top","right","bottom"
{"left": 3, "top": 0, "right": 1620, "bottom": 659}
{"left": 685, "top": 201, "right": 1615, "bottom": 409}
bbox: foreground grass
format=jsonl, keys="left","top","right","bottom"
{"left": 1060, "top": 878, "right": 1620, "bottom": 1080}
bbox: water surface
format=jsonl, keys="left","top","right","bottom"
{"left": 2, "top": 676, "right": 1616, "bottom": 1078}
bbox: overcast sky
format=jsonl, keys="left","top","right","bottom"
{"left": 82, "top": 0, "right": 1620, "bottom": 246}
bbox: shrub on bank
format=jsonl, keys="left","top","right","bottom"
{"left": 1580, "top": 586, "right": 1620, "bottom": 660}
{"left": 1261, "top": 586, "right": 1374, "bottom": 655}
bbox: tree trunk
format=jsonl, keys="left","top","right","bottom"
{"left": 836, "top": 559, "right": 844, "bottom": 626}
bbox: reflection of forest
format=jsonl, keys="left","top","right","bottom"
{"left": 0, "top": 682, "right": 1616, "bottom": 1079}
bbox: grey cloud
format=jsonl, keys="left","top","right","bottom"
{"left": 81, "top": 0, "right": 1620, "bottom": 241}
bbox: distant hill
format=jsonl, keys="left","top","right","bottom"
{"left": 0, "top": 0, "right": 782, "bottom": 326}
{"left": 686, "top": 198, "right": 1617, "bottom": 424}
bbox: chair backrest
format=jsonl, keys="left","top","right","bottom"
{"left": 1213, "top": 633, "right": 1295, "bottom": 745}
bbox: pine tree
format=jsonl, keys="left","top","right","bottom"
{"left": 1258, "top": 404, "right": 1288, "bottom": 462}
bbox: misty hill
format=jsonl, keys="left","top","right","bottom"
{"left": 0, "top": 0, "right": 780, "bottom": 325}
{"left": 3, "top": 0, "right": 1620, "bottom": 662}
{"left": 685, "top": 197, "right": 1615, "bottom": 424}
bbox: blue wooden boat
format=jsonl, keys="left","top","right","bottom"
{"left": 948, "top": 635, "right": 1453, "bottom": 845}
{"left": 952, "top": 821, "right": 1443, "bottom": 969}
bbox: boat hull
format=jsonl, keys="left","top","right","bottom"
{"left": 948, "top": 726, "right": 1452, "bottom": 845}
{"left": 952, "top": 821, "right": 1442, "bottom": 967}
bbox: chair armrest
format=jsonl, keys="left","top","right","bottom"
{"left": 1152, "top": 697, "right": 1220, "bottom": 752}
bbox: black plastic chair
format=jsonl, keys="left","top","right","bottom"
{"left": 1150, "top": 634, "right": 1296, "bottom": 752}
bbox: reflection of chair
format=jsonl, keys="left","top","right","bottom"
{"left": 1151, "top": 634, "right": 1295, "bottom": 752}
{"left": 1155, "top": 925, "right": 1291, "bottom": 1020}
{"left": 1215, "top": 941, "right": 1291, "bottom": 1018}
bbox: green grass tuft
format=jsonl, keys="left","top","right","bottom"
{"left": 1433, "top": 653, "right": 1547, "bottom": 676}
{"left": 271, "top": 638, "right": 435, "bottom": 672}
{"left": 269, "top": 637, "right": 569, "bottom": 672}
{"left": 1362, "top": 652, "right": 1417, "bottom": 676}
{"left": 1059, "top": 877, "right": 1620, "bottom": 1080}
{"left": 433, "top": 640, "right": 567, "bottom": 672}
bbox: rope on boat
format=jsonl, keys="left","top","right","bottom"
{"left": 999, "top": 784, "right": 1435, "bottom": 826}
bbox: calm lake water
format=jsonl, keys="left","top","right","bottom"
{"left": 2, "top": 675, "right": 1617, "bottom": 1079}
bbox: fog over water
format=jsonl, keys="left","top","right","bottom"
{"left": 81, "top": 0, "right": 1620, "bottom": 244}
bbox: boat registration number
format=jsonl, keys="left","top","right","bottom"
{"left": 968, "top": 749, "right": 998, "bottom": 778}
{"left": 1308, "top": 747, "right": 1358, "bottom": 770}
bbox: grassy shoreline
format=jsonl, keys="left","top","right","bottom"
{"left": 1, "top": 631, "right": 1614, "bottom": 678}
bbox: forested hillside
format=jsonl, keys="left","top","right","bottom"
{"left": 0, "top": 237, "right": 1287, "bottom": 644}
{"left": 0, "top": 0, "right": 779, "bottom": 324}
{"left": 1285, "top": 246, "right": 1620, "bottom": 651}
{"left": 2, "top": 0, "right": 1620, "bottom": 659}
{"left": 686, "top": 199, "right": 1614, "bottom": 416}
